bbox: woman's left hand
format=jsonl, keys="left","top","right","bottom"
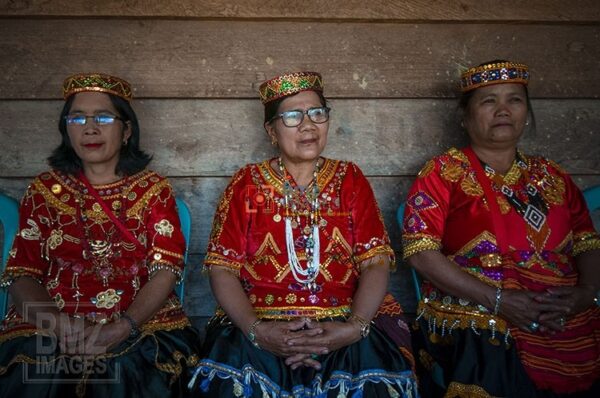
{"left": 535, "top": 285, "right": 596, "bottom": 331}
{"left": 80, "top": 320, "right": 131, "bottom": 355}
{"left": 284, "top": 320, "right": 362, "bottom": 369}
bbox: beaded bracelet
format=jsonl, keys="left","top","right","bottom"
{"left": 493, "top": 287, "right": 502, "bottom": 315}
{"left": 247, "top": 319, "right": 262, "bottom": 349}
{"left": 121, "top": 313, "right": 141, "bottom": 338}
{"left": 348, "top": 313, "right": 371, "bottom": 338}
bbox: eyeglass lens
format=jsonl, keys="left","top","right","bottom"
{"left": 280, "top": 107, "right": 330, "bottom": 127}
{"left": 66, "top": 114, "right": 118, "bottom": 126}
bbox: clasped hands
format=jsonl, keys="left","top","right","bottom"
{"left": 55, "top": 315, "right": 131, "bottom": 355}
{"left": 250, "top": 317, "right": 363, "bottom": 370}
{"left": 499, "top": 285, "right": 595, "bottom": 334}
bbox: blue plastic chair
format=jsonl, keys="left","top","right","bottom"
{"left": 396, "top": 202, "right": 422, "bottom": 302}
{"left": 0, "top": 193, "right": 19, "bottom": 320}
{"left": 175, "top": 197, "right": 191, "bottom": 303}
{"left": 583, "top": 185, "right": 600, "bottom": 212}
{"left": 397, "top": 200, "right": 445, "bottom": 388}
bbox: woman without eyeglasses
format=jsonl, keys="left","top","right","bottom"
{"left": 402, "top": 61, "right": 600, "bottom": 397}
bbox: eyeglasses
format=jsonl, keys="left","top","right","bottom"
{"left": 270, "top": 106, "right": 331, "bottom": 127}
{"left": 65, "top": 113, "right": 122, "bottom": 126}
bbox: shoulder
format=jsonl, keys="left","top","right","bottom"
{"left": 416, "top": 147, "right": 468, "bottom": 181}
{"left": 324, "top": 158, "right": 358, "bottom": 178}
{"left": 130, "top": 169, "right": 172, "bottom": 192}
{"left": 523, "top": 153, "right": 568, "bottom": 176}
{"left": 31, "top": 169, "right": 70, "bottom": 196}
{"left": 230, "top": 163, "right": 256, "bottom": 185}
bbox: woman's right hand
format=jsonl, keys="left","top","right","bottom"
{"left": 252, "top": 318, "right": 327, "bottom": 361}
{"left": 57, "top": 316, "right": 94, "bottom": 354}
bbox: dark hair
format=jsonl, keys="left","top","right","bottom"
{"left": 263, "top": 90, "right": 328, "bottom": 124}
{"left": 458, "top": 59, "right": 536, "bottom": 132}
{"left": 48, "top": 94, "right": 152, "bottom": 175}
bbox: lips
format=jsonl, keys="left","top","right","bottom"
{"left": 83, "top": 143, "right": 103, "bottom": 148}
{"left": 299, "top": 138, "right": 318, "bottom": 144}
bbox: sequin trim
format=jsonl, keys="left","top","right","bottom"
{"left": 217, "top": 305, "right": 352, "bottom": 320}
{"left": 402, "top": 237, "right": 442, "bottom": 259}
{"left": 189, "top": 359, "right": 418, "bottom": 398}
{"left": 445, "top": 381, "right": 494, "bottom": 398}
{"left": 417, "top": 299, "right": 509, "bottom": 336}
{"left": 572, "top": 232, "right": 600, "bottom": 256}
{"left": 353, "top": 244, "right": 394, "bottom": 265}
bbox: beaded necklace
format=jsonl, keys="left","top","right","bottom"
{"left": 74, "top": 176, "right": 130, "bottom": 287}
{"left": 278, "top": 157, "right": 322, "bottom": 293}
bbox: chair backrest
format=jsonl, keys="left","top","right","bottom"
{"left": 584, "top": 185, "right": 600, "bottom": 212}
{"left": 0, "top": 193, "right": 19, "bottom": 319}
{"left": 584, "top": 185, "right": 600, "bottom": 231}
{"left": 396, "top": 201, "right": 422, "bottom": 302}
{"left": 174, "top": 197, "right": 191, "bottom": 303}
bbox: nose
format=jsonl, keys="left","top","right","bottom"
{"left": 495, "top": 101, "right": 511, "bottom": 117}
{"left": 298, "top": 112, "right": 317, "bottom": 132}
{"left": 82, "top": 117, "right": 100, "bottom": 133}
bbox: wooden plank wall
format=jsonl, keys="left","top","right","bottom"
{"left": 1, "top": 1, "right": 600, "bottom": 327}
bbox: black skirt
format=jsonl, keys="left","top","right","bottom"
{"left": 190, "top": 317, "right": 418, "bottom": 397}
{"left": 0, "top": 326, "right": 201, "bottom": 398}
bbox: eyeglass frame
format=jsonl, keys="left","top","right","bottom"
{"left": 268, "top": 106, "right": 331, "bottom": 127}
{"left": 64, "top": 113, "right": 124, "bottom": 126}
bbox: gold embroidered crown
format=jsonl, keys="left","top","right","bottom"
{"left": 460, "top": 61, "right": 529, "bottom": 93}
{"left": 259, "top": 71, "right": 323, "bottom": 104}
{"left": 62, "top": 73, "right": 133, "bottom": 101}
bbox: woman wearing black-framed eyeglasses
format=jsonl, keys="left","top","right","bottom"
{"left": 190, "top": 72, "right": 417, "bottom": 397}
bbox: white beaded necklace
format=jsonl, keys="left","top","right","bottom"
{"left": 279, "top": 158, "right": 321, "bottom": 291}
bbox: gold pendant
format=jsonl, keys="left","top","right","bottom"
{"left": 273, "top": 214, "right": 281, "bottom": 222}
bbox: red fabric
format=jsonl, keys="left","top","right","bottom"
{"left": 403, "top": 147, "right": 600, "bottom": 392}
{"left": 1, "top": 169, "right": 186, "bottom": 335}
{"left": 205, "top": 158, "right": 394, "bottom": 314}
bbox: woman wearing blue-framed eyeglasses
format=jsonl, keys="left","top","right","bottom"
{"left": 190, "top": 72, "right": 417, "bottom": 397}
{"left": 0, "top": 73, "right": 200, "bottom": 397}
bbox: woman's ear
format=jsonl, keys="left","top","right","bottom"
{"left": 123, "top": 121, "right": 132, "bottom": 143}
{"left": 265, "top": 121, "right": 277, "bottom": 145}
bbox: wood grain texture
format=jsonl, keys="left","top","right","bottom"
{"left": 1, "top": 0, "right": 598, "bottom": 21}
{"left": 1, "top": 99, "right": 598, "bottom": 177}
{"left": 1, "top": 20, "right": 599, "bottom": 99}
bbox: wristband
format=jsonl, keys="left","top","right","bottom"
{"left": 493, "top": 287, "right": 502, "bottom": 315}
{"left": 121, "top": 313, "right": 141, "bottom": 338}
{"left": 247, "top": 319, "right": 262, "bottom": 349}
{"left": 348, "top": 313, "right": 371, "bottom": 338}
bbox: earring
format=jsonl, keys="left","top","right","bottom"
{"left": 271, "top": 137, "right": 277, "bottom": 146}
{"left": 123, "top": 139, "right": 128, "bottom": 145}
{"left": 525, "top": 120, "right": 530, "bottom": 126}
{"left": 460, "top": 121, "right": 464, "bottom": 128}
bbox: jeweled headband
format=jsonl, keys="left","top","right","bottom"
{"left": 259, "top": 71, "right": 323, "bottom": 104}
{"left": 62, "top": 73, "right": 133, "bottom": 101}
{"left": 460, "top": 62, "right": 529, "bottom": 93}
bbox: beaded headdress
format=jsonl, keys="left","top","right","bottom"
{"left": 62, "top": 73, "right": 133, "bottom": 101}
{"left": 259, "top": 71, "right": 323, "bottom": 104}
{"left": 460, "top": 61, "right": 529, "bottom": 93}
